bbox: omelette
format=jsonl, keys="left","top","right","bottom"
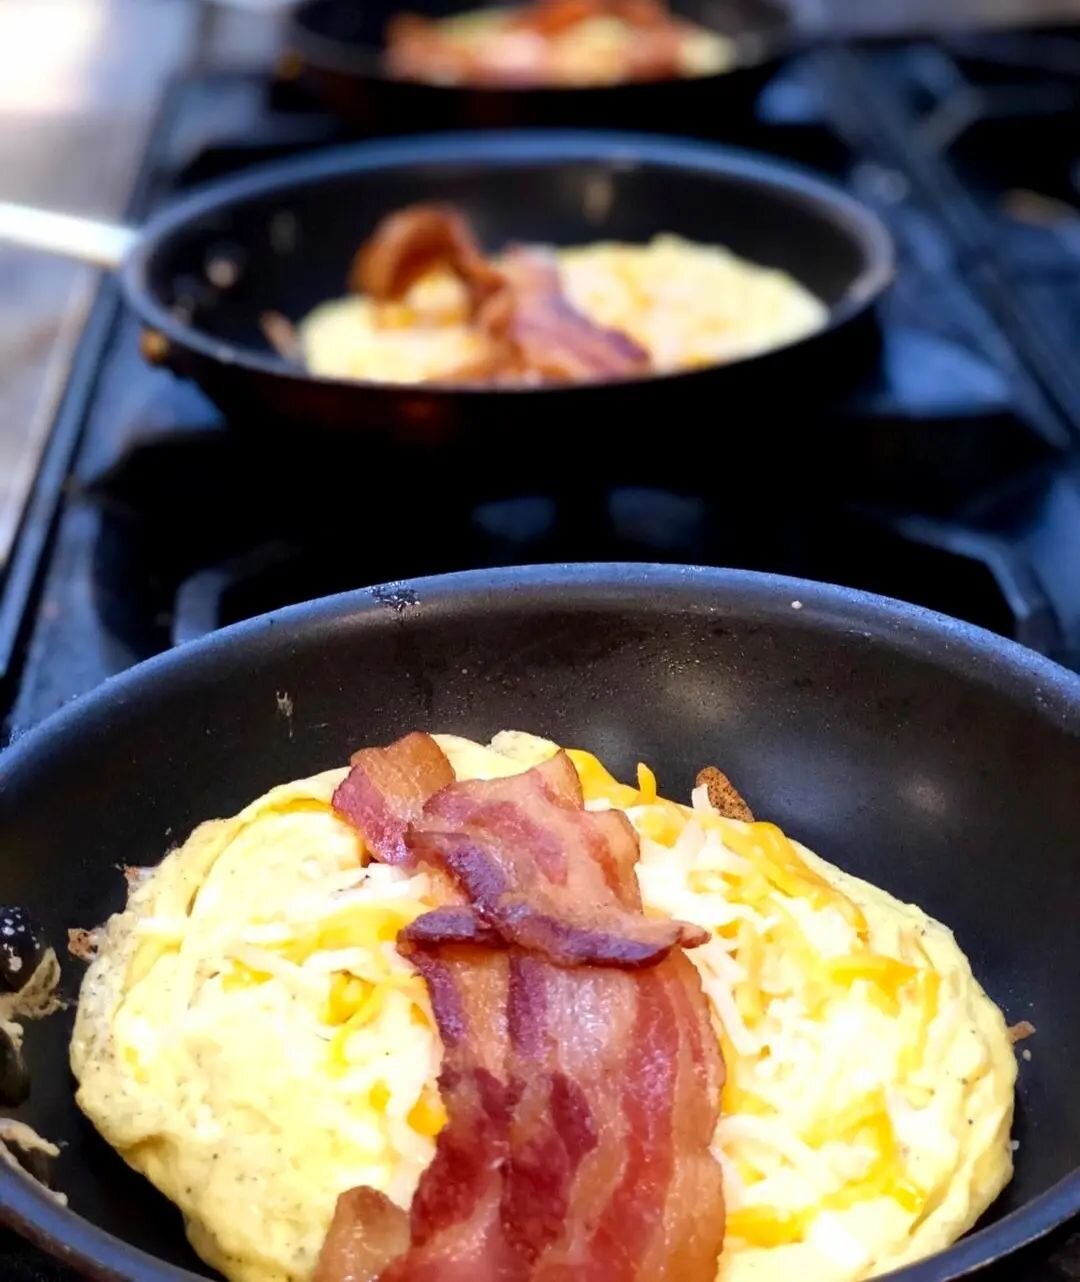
{"left": 384, "top": 1, "right": 734, "bottom": 88}
{"left": 71, "top": 733, "right": 1015, "bottom": 1282}
{"left": 298, "top": 234, "right": 827, "bottom": 385}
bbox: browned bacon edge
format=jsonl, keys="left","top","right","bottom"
{"left": 332, "top": 732, "right": 455, "bottom": 864}
{"left": 320, "top": 733, "right": 725, "bottom": 1282}
{"left": 351, "top": 204, "right": 503, "bottom": 313}
{"left": 345, "top": 206, "right": 650, "bottom": 384}
{"left": 313, "top": 1187, "right": 410, "bottom": 1282}
{"left": 484, "top": 248, "right": 650, "bottom": 383}
{"left": 335, "top": 738, "right": 706, "bottom": 967}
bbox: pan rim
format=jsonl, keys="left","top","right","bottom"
{"left": 120, "top": 129, "right": 895, "bottom": 397}
{"left": 285, "top": 0, "right": 793, "bottom": 84}
{"left": 4, "top": 565, "right": 1079, "bottom": 757}
{"left": 0, "top": 563, "right": 1077, "bottom": 1282}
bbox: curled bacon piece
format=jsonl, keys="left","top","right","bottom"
{"left": 333, "top": 732, "right": 455, "bottom": 864}
{"left": 334, "top": 739, "right": 705, "bottom": 966}
{"left": 408, "top": 752, "right": 708, "bottom": 967}
{"left": 351, "top": 204, "right": 503, "bottom": 314}
{"left": 349, "top": 205, "right": 650, "bottom": 385}
{"left": 318, "top": 734, "right": 725, "bottom": 1282}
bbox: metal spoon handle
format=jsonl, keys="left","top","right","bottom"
{"left": 0, "top": 203, "right": 137, "bottom": 270}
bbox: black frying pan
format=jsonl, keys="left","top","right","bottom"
{"left": 0, "top": 564, "right": 1078, "bottom": 1282}
{"left": 283, "top": 0, "right": 790, "bottom": 132}
{"left": 276, "top": 0, "right": 1061, "bottom": 135}
{"left": 0, "top": 133, "right": 891, "bottom": 460}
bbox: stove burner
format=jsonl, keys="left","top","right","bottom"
{"left": 68, "top": 407, "right": 1069, "bottom": 664}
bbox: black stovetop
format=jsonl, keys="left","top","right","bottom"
{"left": 0, "top": 30, "right": 1079, "bottom": 1279}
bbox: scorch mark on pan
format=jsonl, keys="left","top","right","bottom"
{"left": 277, "top": 691, "right": 295, "bottom": 739}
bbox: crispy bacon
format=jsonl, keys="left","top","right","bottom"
{"left": 408, "top": 752, "right": 707, "bottom": 967}
{"left": 328, "top": 943, "right": 725, "bottom": 1282}
{"left": 332, "top": 732, "right": 454, "bottom": 864}
{"left": 321, "top": 734, "right": 725, "bottom": 1282}
{"left": 475, "top": 248, "right": 649, "bottom": 383}
{"left": 352, "top": 204, "right": 503, "bottom": 313}
{"left": 348, "top": 207, "right": 650, "bottom": 385}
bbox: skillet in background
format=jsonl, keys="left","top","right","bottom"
{"left": 0, "top": 564, "right": 1077, "bottom": 1281}
{"left": 0, "top": 132, "right": 892, "bottom": 460}
{"left": 284, "top": 0, "right": 791, "bottom": 132}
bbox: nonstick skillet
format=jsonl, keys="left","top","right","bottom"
{"left": 0, "top": 132, "right": 891, "bottom": 460}
{"left": 281, "top": 0, "right": 790, "bottom": 132}
{"left": 0, "top": 564, "right": 1078, "bottom": 1282}
{"left": 270, "top": 0, "right": 1068, "bottom": 135}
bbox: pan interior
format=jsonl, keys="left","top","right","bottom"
{"left": 138, "top": 146, "right": 878, "bottom": 364}
{"left": 0, "top": 571, "right": 1077, "bottom": 1279}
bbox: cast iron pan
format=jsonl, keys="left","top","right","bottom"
{"left": 16, "top": 132, "right": 890, "bottom": 459}
{"left": 283, "top": 0, "right": 790, "bottom": 132}
{"left": 0, "top": 564, "right": 1078, "bottom": 1281}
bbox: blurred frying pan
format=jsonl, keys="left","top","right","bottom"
{"left": 266, "top": 0, "right": 1080, "bottom": 133}
{"left": 280, "top": 0, "right": 789, "bottom": 132}
{"left": 0, "top": 132, "right": 891, "bottom": 474}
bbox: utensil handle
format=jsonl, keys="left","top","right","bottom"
{"left": 0, "top": 203, "right": 137, "bottom": 269}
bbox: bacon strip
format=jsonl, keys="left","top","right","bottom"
{"left": 319, "top": 735, "right": 725, "bottom": 1282}
{"left": 321, "top": 951, "right": 724, "bottom": 1282}
{"left": 332, "top": 732, "right": 454, "bottom": 864}
{"left": 351, "top": 205, "right": 503, "bottom": 314}
{"left": 477, "top": 248, "right": 650, "bottom": 383}
{"left": 336, "top": 741, "right": 705, "bottom": 966}
{"left": 348, "top": 206, "right": 650, "bottom": 385}
{"left": 408, "top": 752, "right": 707, "bottom": 968}
{"left": 314, "top": 1187, "right": 409, "bottom": 1282}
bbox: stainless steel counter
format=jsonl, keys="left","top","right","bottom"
{"left": 0, "top": 0, "right": 283, "bottom": 572}
{"left": 0, "top": 0, "right": 198, "bottom": 570}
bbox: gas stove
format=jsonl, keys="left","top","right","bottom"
{"left": 0, "top": 34, "right": 1079, "bottom": 1271}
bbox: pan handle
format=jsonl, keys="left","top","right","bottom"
{"left": 0, "top": 203, "right": 137, "bottom": 270}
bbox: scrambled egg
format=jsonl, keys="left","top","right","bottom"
{"left": 298, "top": 235, "right": 827, "bottom": 383}
{"left": 71, "top": 733, "right": 1015, "bottom": 1282}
